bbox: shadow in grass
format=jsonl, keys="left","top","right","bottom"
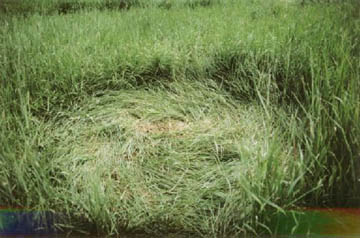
{"left": 1, "top": 0, "right": 221, "bottom": 16}
{"left": 57, "top": 0, "right": 138, "bottom": 14}
{"left": 0, "top": 0, "right": 139, "bottom": 16}
{"left": 207, "top": 50, "right": 313, "bottom": 105}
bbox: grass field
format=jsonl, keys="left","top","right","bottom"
{"left": 0, "top": 0, "right": 359, "bottom": 236}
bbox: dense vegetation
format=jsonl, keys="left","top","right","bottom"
{"left": 0, "top": 0, "right": 359, "bottom": 236}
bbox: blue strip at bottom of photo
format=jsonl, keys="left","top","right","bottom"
{"left": 0, "top": 209, "right": 58, "bottom": 235}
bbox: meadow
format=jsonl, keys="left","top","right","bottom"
{"left": 0, "top": 0, "right": 359, "bottom": 236}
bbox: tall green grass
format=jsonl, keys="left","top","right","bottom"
{"left": 0, "top": 0, "right": 359, "bottom": 236}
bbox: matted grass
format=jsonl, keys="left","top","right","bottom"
{"left": 41, "top": 80, "right": 298, "bottom": 235}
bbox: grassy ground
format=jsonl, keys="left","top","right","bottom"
{"left": 0, "top": 0, "right": 359, "bottom": 236}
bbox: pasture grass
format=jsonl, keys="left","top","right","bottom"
{"left": 0, "top": 0, "right": 359, "bottom": 236}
